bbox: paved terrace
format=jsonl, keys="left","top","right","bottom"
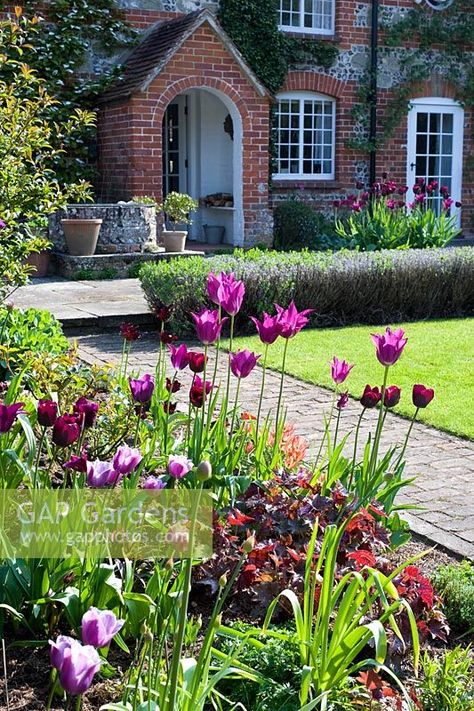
{"left": 12, "top": 278, "right": 474, "bottom": 559}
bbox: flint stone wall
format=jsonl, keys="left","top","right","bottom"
{"left": 49, "top": 203, "right": 157, "bottom": 254}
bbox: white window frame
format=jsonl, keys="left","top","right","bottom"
{"left": 278, "top": 0, "right": 335, "bottom": 36}
{"left": 273, "top": 91, "right": 336, "bottom": 181}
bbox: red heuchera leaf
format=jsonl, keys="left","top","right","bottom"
{"left": 347, "top": 550, "right": 377, "bottom": 569}
{"left": 227, "top": 509, "right": 254, "bottom": 526}
{"left": 357, "top": 670, "right": 397, "bottom": 699}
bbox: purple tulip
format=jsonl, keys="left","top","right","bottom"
{"left": 168, "top": 454, "right": 193, "bottom": 479}
{"left": 230, "top": 350, "right": 260, "bottom": 379}
{"left": 81, "top": 607, "right": 124, "bottom": 649}
{"left": 412, "top": 384, "right": 435, "bottom": 409}
{"left": 274, "top": 302, "right": 314, "bottom": 339}
{"left": 384, "top": 385, "right": 401, "bottom": 408}
{"left": 0, "top": 402, "right": 24, "bottom": 433}
{"left": 50, "top": 635, "right": 75, "bottom": 671}
{"left": 191, "top": 309, "right": 228, "bottom": 345}
{"left": 0, "top": 219, "right": 6, "bottom": 230}
{"left": 168, "top": 343, "right": 190, "bottom": 371}
{"left": 58, "top": 641, "right": 101, "bottom": 695}
{"left": 86, "top": 459, "right": 116, "bottom": 488}
{"left": 52, "top": 414, "right": 81, "bottom": 447}
{"left": 336, "top": 391, "right": 349, "bottom": 410}
{"left": 143, "top": 475, "right": 167, "bottom": 490}
{"left": 207, "top": 271, "right": 226, "bottom": 305}
{"left": 250, "top": 312, "right": 281, "bottom": 345}
{"left": 360, "top": 384, "right": 382, "bottom": 409}
{"left": 330, "top": 357, "right": 354, "bottom": 385}
{"left": 129, "top": 374, "right": 155, "bottom": 403}
{"left": 218, "top": 277, "right": 245, "bottom": 316}
{"left": 64, "top": 453, "right": 88, "bottom": 473}
{"left": 112, "top": 444, "right": 142, "bottom": 475}
{"left": 371, "top": 327, "right": 407, "bottom": 367}
{"left": 37, "top": 399, "right": 58, "bottom": 428}
{"left": 74, "top": 397, "right": 99, "bottom": 428}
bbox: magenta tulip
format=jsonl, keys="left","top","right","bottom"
{"left": 250, "top": 312, "right": 281, "bottom": 345}
{"left": 0, "top": 402, "right": 24, "bottom": 433}
{"left": 330, "top": 357, "right": 354, "bottom": 385}
{"left": 112, "top": 444, "right": 142, "bottom": 476}
{"left": 371, "top": 327, "right": 407, "bottom": 367}
{"left": 37, "top": 399, "right": 58, "bottom": 428}
{"left": 143, "top": 475, "right": 167, "bottom": 490}
{"left": 74, "top": 397, "right": 99, "bottom": 428}
{"left": 168, "top": 343, "right": 190, "bottom": 370}
{"left": 218, "top": 277, "right": 245, "bottom": 316}
{"left": 274, "top": 302, "right": 314, "bottom": 339}
{"left": 336, "top": 391, "right": 349, "bottom": 410}
{"left": 230, "top": 350, "right": 260, "bottom": 379}
{"left": 207, "top": 271, "right": 226, "bottom": 304}
{"left": 129, "top": 373, "right": 155, "bottom": 403}
{"left": 191, "top": 309, "right": 228, "bottom": 345}
{"left": 360, "top": 384, "right": 382, "bottom": 409}
{"left": 52, "top": 414, "right": 81, "bottom": 447}
{"left": 412, "top": 384, "right": 435, "bottom": 408}
{"left": 168, "top": 454, "right": 194, "bottom": 479}
{"left": 384, "top": 385, "right": 401, "bottom": 408}
{"left": 81, "top": 607, "right": 124, "bottom": 649}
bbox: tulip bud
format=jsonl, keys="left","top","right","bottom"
{"left": 218, "top": 573, "right": 227, "bottom": 588}
{"left": 196, "top": 460, "right": 212, "bottom": 481}
{"left": 213, "top": 613, "right": 222, "bottom": 629}
{"left": 242, "top": 535, "right": 255, "bottom": 554}
{"left": 165, "top": 557, "right": 174, "bottom": 571}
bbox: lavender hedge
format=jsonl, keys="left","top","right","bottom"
{"left": 139, "top": 247, "right": 474, "bottom": 334}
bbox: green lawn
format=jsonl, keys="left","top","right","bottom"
{"left": 232, "top": 318, "right": 474, "bottom": 440}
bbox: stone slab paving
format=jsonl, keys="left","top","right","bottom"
{"left": 12, "top": 278, "right": 153, "bottom": 327}
{"left": 75, "top": 331, "right": 474, "bottom": 560}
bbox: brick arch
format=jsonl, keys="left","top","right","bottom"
{"left": 281, "top": 71, "right": 345, "bottom": 98}
{"left": 409, "top": 76, "right": 458, "bottom": 100}
{"left": 150, "top": 76, "right": 251, "bottom": 130}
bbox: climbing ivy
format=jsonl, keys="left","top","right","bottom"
{"left": 349, "top": 0, "right": 473, "bottom": 152}
{"left": 0, "top": 1, "right": 136, "bottom": 185}
{"left": 218, "top": 0, "right": 338, "bottom": 94}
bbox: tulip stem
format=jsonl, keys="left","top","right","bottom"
{"left": 229, "top": 377, "right": 241, "bottom": 450}
{"left": 33, "top": 427, "right": 47, "bottom": 488}
{"left": 224, "top": 315, "right": 235, "bottom": 409}
{"left": 274, "top": 338, "right": 289, "bottom": 447}
{"left": 397, "top": 407, "right": 419, "bottom": 466}
{"left": 255, "top": 343, "right": 268, "bottom": 438}
{"left": 75, "top": 694, "right": 82, "bottom": 711}
{"left": 348, "top": 409, "right": 365, "bottom": 492}
{"left": 163, "top": 369, "right": 177, "bottom": 455}
{"left": 369, "top": 365, "right": 389, "bottom": 476}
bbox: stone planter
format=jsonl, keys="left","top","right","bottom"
{"left": 61, "top": 219, "right": 103, "bottom": 256}
{"left": 163, "top": 230, "right": 187, "bottom": 252}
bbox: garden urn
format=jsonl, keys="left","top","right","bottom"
{"left": 61, "top": 218, "right": 103, "bottom": 256}
{"left": 163, "top": 229, "right": 187, "bottom": 252}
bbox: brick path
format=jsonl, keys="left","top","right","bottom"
{"left": 76, "top": 331, "right": 474, "bottom": 560}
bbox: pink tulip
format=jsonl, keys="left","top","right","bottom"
{"left": 191, "top": 309, "right": 228, "bottom": 345}
{"left": 168, "top": 343, "right": 190, "bottom": 370}
{"left": 330, "top": 356, "right": 354, "bottom": 385}
{"left": 371, "top": 327, "right": 407, "bottom": 367}
{"left": 274, "top": 302, "right": 314, "bottom": 339}
{"left": 168, "top": 454, "right": 194, "bottom": 479}
{"left": 230, "top": 350, "right": 260, "bottom": 379}
{"left": 251, "top": 312, "right": 281, "bottom": 345}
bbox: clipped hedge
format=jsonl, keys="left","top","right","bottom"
{"left": 139, "top": 247, "right": 474, "bottom": 334}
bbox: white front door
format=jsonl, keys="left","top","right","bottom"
{"left": 407, "top": 98, "right": 463, "bottom": 224}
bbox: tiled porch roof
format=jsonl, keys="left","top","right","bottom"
{"left": 99, "top": 9, "right": 269, "bottom": 104}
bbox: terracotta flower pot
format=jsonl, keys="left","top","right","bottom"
{"left": 163, "top": 230, "right": 187, "bottom": 252}
{"left": 61, "top": 219, "right": 103, "bottom": 256}
{"left": 25, "top": 250, "right": 51, "bottom": 278}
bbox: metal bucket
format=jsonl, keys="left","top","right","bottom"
{"left": 203, "top": 224, "right": 225, "bottom": 245}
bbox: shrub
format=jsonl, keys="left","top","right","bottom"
{"left": 416, "top": 646, "right": 474, "bottom": 711}
{"left": 273, "top": 199, "right": 340, "bottom": 251}
{"left": 139, "top": 247, "right": 474, "bottom": 335}
{"left": 433, "top": 560, "right": 474, "bottom": 634}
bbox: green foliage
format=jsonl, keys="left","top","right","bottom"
{"left": 72, "top": 267, "right": 118, "bottom": 280}
{"left": 335, "top": 202, "right": 460, "bottom": 251}
{"left": 273, "top": 199, "right": 341, "bottom": 251}
{"left": 433, "top": 560, "right": 474, "bottom": 634}
{"left": 139, "top": 247, "right": 474, "bottom": 335}
{"left": 0, "top": 2, "right": 136, "bottom": 185}
{"left": 0, "top": 307, "right": 69, "bottom": 379}
{"left": 218, "top": 0, "right": 338, "bottom": 94}
{"left": 0, "top": 11, "right": 93, "bottom": 298}
{"left": 158, "top": 192, "right": 199, "bottom": 229}
{"left": 417, "top": 646, "right": 474, "bottom": 711}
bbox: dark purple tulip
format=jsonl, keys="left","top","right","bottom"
{"left": 0, "top": 402, "right": 24, "bottom": 433}
{"left": 412, "top": 384, "right": 435, "bottom": 409}
{"left": 74, "top": 397, "right": 99, "bottom": 428}
{"left": 81, "top": 607, "right": 124, "bottom": 649}
{"left": 384, "top": 385, "right": 401, "bottom": 408}
{"left": 37, "top": 399, "right": 58, "bottom": 428}
{"left": 129, "top": 374, "right": 155, "bottom": 403}
{"left": 188, "top": 351, "right": 207, "bottom": 373}
{"left": 52, "top": 414, "right": 81, "bottom": 447}
{"left": 336, "top": 391, "right": 349, "bottom": 410}
{"left": 64, "top": 453, "right": 88, "bottom": 473}
{"left": 360, "top": 385, "right": 382, "bottom": 409}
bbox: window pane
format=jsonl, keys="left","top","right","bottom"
{"left": 417, "top": 113, "right": 428, "bottom": 132}
{"left": 429, "top": 113, "right": 441, "bottom": 132}
{"left": 280, "top": 0, "right": 300, "bottom": 26}
{"left": 441, "top": 134, "right": 452, "bottom": 154}
{"left": 442, "top": 113, "right": 453, "bottom": 133}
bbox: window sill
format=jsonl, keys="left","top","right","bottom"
{"left": 278, "top": 27, "right": 337, "bottom": 41}
{"left": 272, "top": 180, "right": 341, "bottom": 189}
